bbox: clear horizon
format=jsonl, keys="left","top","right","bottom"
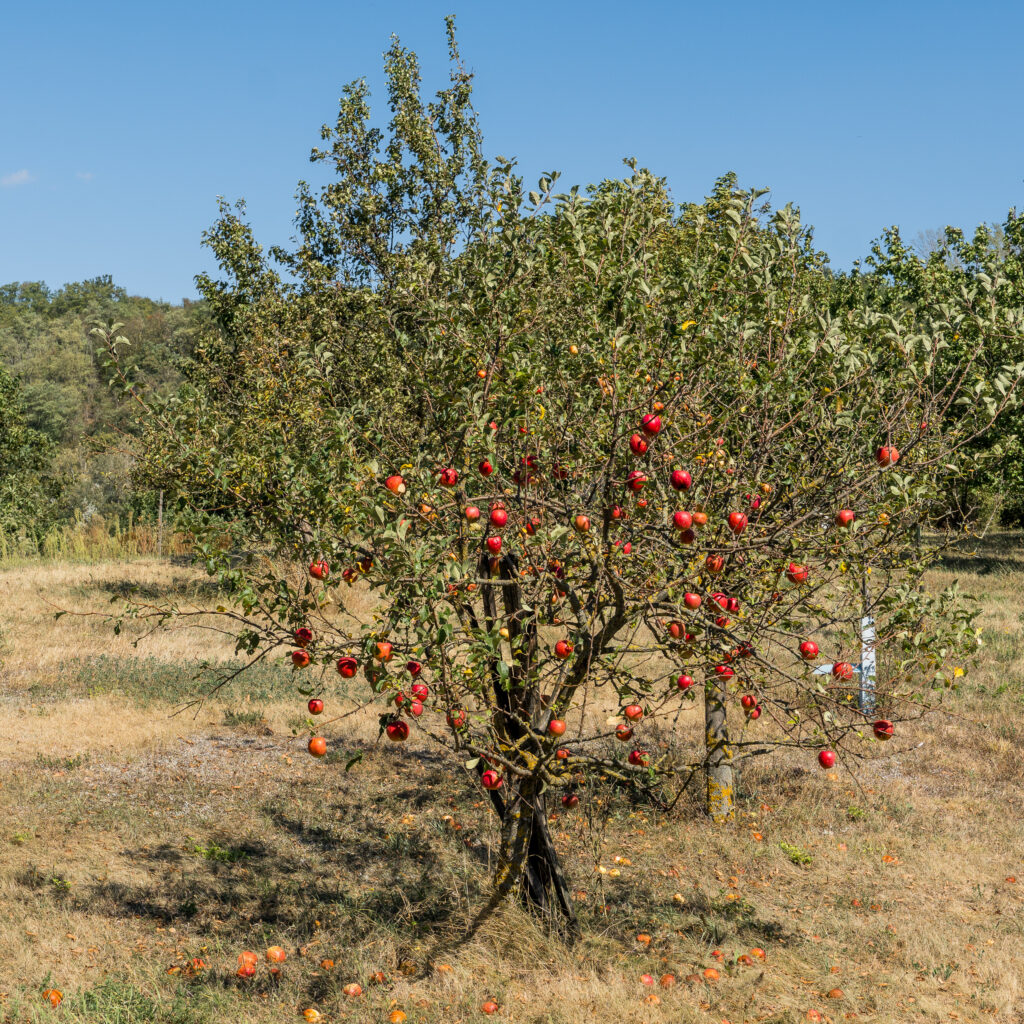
{"left": 2, "top": 0, "right": 1022, "bottom": 303}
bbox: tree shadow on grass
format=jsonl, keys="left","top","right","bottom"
{"left": 936, "top": 554, "right": 1024, "bottom": 576}
{"left": 72, "top": 806, "right": 476, "bottom": 941}
{"left": 95, "top": 576, "right": 226, "bottom": 603}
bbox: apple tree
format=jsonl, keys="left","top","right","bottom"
{"left": 113, "top": 29, "right": 1023, "bottom": 930}
{"left": 828, "top": 214, "right": 1024, "bottom": 524}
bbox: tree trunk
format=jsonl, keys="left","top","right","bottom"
{"left": 494, "top": 780, "right": 578, "bottom": 935}
{"left": 704, "top": 677, "right": 735, "bottom": 822}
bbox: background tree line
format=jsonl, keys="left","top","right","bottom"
{"left": 0, "top": 275, "right": 199, "bottom": 546}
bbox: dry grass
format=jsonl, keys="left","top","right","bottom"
{"left": 1, "top": 543, "right": 1023, "bottom": 1023}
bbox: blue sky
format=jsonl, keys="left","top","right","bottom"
{"left": 2, "top": 0, "right": 1022, "bottom": 302}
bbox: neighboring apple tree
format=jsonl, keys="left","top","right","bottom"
{"left": 829, "top": 215, "right": 1024, "bottom": 524}
{"left": 113, "top": 27, "right": 1023, "bottom": 930}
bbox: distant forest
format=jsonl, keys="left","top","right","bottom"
{"left": 0, "top": 276, "right": 199, "bottom": 538}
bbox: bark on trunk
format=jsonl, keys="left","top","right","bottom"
{"left": 495, "top": 781, "right": 578, "bottom": 935}
{"left": 705, "top": 677, "right": 735, "bottom": 822}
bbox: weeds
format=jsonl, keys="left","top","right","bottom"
{"left": 34, "top": 752, "right": 90, "bottom": 771}
{"left": 779, "top": 842, "right": 813, "bottom": 866}
{"left": 193, "top": 842, "right": 250, "bottom": 864}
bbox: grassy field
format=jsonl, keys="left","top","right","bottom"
{"left": 1, "top": 545, "right": 1023, "bottom": 1024}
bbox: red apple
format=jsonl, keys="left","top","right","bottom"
{"left": 835, "top": 509, "right": 855, "bottom": 528}
{"left": 308, "top": 736, "right": 327, "bottom": 758}
{"left": 873, "top": 719, "right": 894, "bottom": 741}
{"left": 555, "top": 747, "right": 570, "bottom": 760}
{"left": 490, "top": 506, "right": 508, "bottom": 528}
{"left": 615, "top": 723, "right": 633, "bottom": 742}
{"left": 561, "top": 793, "right": 579, "bottom": 808}
{"left": 679, "top": 527, "right": 696, "bottom": 544}
{"left": 740, "top": 694, "right": 756, "bottom": 710}
{"left": 464, "top": 505, "right": 481, "bottom": 522}
{"left": 786, "top": 562, "right": 809, "bottom": 585}
{"left": 712, "top": 592, "right": 728, "bottom": 609}
{"left": 548, "top": 718, "right": 567, "bottom": 737}
{"left": 677, "top": 674, "right": 694, "bottom": 691}
{"left": 481, "top": 769, "right": 502, "bottom": 790}
{"left": 728, "top": 511, "right": 748, "bottom": 535}
{"left": 486, "top": 535, "right": 502, "bottom": 554}
{"left": 714, "top": 664, "right": 735, "bottom": 680}
{"left": 439, "top": 467, "right": 459, "bottom": 486}
{"left": 611, "top": 505, "right": 627, "bottom": 521}
{"left": 684, "top": 592, "right": 702, "bottom": 610}
{"left": 294, "top": 627, "right": 313, "bottom": 648}
{"left": 818, "top": 749, "right": 836, "bottom": 769}
{"left": 411, "top": 681, "right": 429, "bottom": 701}
{"left": 799, "top": 640, "right": 819, "bottom": 660}
{"left": 292, "top": 650, "right": 311, "bottom": 668}
{"left": 336, "top": 656, "right": 358, "bottom": 678}
{"left": 628, "top": 749, "right": 649, "bottom": 766}
{"left": 307, "top": 698, "right": 324, "bottom": 715}
{"left": 479, "top": 459, "right": 494, "bottom": 476}
{"left": 705, "top": 554, "right": 725, "bottom": 574}
{"left": 406, "top": 660, "right": 422, "bottom": 676}
{"left": 386, "top": 719, "right": 410, "bottom": 742}
{"left": 623, "top": 704, "right": 644, "bottom": 722}
{"left": 573, "top": 514, "right": 591, "bottom": 533}
{"left": 749, "top": 706, "right": 762, "bottom": 719}
{"left": 384, "top": 474, "right": 406, "bottom": 495}
{"left": 375, "top": 641, "right": 393, "bottom": 662}
{"left": 832, "top": 661, "right": 854, "bottom": 681}
{"left": 446, "top": 707, "right": 467, "bottom": 730}
{"left": 672, "top": 510, "right": 693, "bottom": 531}
{"left": 670, "top": 469, "right": 692, "bottom": 491}
{"left": 309, "top": 559, "right": 330, "bottom": 580}
{"left": 626, "top": 470, "right": 647, "bottom": 492}
{"left": 408, "top": 700, "right": 423, "bottom": 717}
{"left": 526, "top": 516, "right": 542, "bottom": 535}
{"left": 668, "top": 620, "right": 685, "bottom": 639}
{"left": 629, "top": 433, "right": 648, "bottom": 456}
{"left": 876, "top": 445, "right": 900, "bottom": 467}
{"left": 554, "top": 639, "right": 574, "bottom": 659}
{"left": 641, "top": 414, "right": 661, "bottom": 436}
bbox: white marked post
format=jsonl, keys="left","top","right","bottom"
{"left": 858, "top": 611, "right": 876, "bottom": 714}
{"left": 813, "top": 577, "right": 876, "bottom": 713}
